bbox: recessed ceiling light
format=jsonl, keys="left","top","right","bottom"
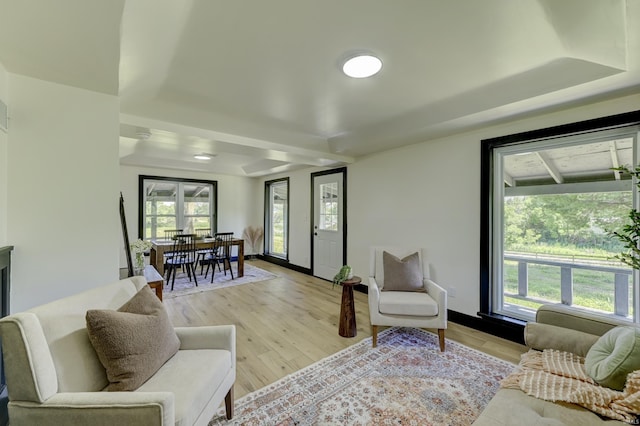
{"left": 194, "top": 153, "right": 213, "bottom": 160}
{"left": 342, "top": 54, "right": 383, "bottom": 78}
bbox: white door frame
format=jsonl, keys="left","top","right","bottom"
{"left": 311, "top": 167, "right": 347, "bottom": 280}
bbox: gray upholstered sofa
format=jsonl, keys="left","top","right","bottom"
{"left": 473, "top": 304, "right": 633, "bottom": 425}
{"left": 0, "top": 276, "right": 235, "bottom": 426}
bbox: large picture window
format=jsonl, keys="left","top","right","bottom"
{"left": 481, "top": 111, "right": 640, "bottom": 324}
{"left": 264, "top": 178, "right": 289, "bottom": 259}
{"left": 139, "top": 176, "right": 217, "bottom": 240}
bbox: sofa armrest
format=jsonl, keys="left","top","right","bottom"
{"left": 174, "top": 325, "right": 236, "bottom": 367}
{"left": 10, "top": 391, "right": 174, "bottom": 426}
{"left": 535, "top": 304, "right": 627, "bottom": 336}
{"left": 524, "top": 322, "right": 600, "bottom": 357}
{"left": 525, "top": 304, "right": 636, "bottom": 356}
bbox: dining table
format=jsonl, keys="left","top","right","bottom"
{"left": 149, "top": 237, "right": 245, "bottom": 278}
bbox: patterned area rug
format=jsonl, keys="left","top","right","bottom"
{"left": 163, "top": 262, "right": 276, "bottom": 299}
{"left": 209, "top": 327, "right": 515, "bottom": 425}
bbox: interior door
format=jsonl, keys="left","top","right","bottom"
{"left": 312, "top": 170, "right": 345, "bottom": 280}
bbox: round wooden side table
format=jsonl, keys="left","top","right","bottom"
{"left": 339, "top": 276, "right": 361, "bottom": 337}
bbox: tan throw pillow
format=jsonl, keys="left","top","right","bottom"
{"left": 86, "top": 285, "right": 180, "bottom": 391}
{"left": 382, "top": 251, "right": 425, "bottom": 292}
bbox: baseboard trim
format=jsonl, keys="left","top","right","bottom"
{"left": 258, "top": 255, "right": 312, "bottom": 275}
{"left": 354, "top": 283, "right": 368, "bottom": 294}
{"left": 257, "top": 258, "right": 525, "bottom": 344}
{"left": 449, "top": 310, "right": 525, "bottom": 344}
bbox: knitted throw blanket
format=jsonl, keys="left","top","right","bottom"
{"left": 501, "top": 349, "right": 640, "bottom": 423}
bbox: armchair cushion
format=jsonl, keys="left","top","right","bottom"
{"left": 382, "top": 251, "right": 424, "bottom": 292}
{"left": 86, "top": 286, "right": 180, "bottom": 391}
{"left": 584, "top": 325, "right": 640, "bottom": 391}
{"left": 379, "top": 291, "right": 439, "bottom": 316}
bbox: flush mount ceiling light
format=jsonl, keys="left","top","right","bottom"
{"left": 135, "top": 129, "right": 152, "bottom": 140}
{"left": 342, "top": 54, "right": 383, "bottom": 78}
{"left": 194, "top": 153, "right": 214, "bottom": 160}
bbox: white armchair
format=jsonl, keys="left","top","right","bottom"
{"left": 368, "top": 246, "right": 447, "bottom": 351}
{"left": 0, "top": 277, "right": 235, "bottom": 426}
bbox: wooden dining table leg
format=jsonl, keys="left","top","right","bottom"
{"left": 237, "top": 241, "right": 244, "bottom": 277}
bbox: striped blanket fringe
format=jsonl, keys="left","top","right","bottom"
{"left": 501, "top": 349, "right": 640, "bottom": 423}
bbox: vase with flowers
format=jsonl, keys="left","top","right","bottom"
{"left": 130, "top": 239, "right": 152, "bottom": 275}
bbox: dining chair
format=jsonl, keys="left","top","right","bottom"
{"left": 165, "top": 234, "right": 198, "bottom": 290}
{"left": 195, "top": 228, "right": 212, "bottom": 239}
{"left": 164, "top": 229, "right": 184, "bottom": 241}
{"left": 213, "top": 232, "right": 235, "bottom": 280}
{"left": 200, "top": 238, "right": 225, "bottom": 283}
{"left": 195, "top": 228, "right": 215, "bottom": 274}
{"left": 163, "top": 228, "right": 184, "bottom": 269}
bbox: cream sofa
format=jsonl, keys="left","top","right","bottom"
{"left": 0, "top": 276, "right": 235, "bottom": 426}
{"left": 473, "top": 304, "right": 632, "bottom": 425}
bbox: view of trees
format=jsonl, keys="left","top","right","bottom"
{"left": 504, "top": 192, "right": 631, "bottom": 255}
{"left": 502, "top": 190, "right": 635, "bottom": 317}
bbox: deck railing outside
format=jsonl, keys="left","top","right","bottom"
{"left": 504, "top": 252, "right": 633, "bottom": 317}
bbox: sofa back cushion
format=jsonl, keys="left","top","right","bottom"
{"left": 27, "top": 277, "right": 147, "bottom": 393}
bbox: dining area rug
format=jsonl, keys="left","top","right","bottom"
{"left": 163, "top": 262, "right": 276, "bottom": 299}
{"left": 208, "top": 327, "right": 515, "bottom": 425}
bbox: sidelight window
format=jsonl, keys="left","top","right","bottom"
{"left": 265, "top": 178, "right": 289, "bottom": 258}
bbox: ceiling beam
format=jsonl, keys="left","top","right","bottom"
{"left": 504, "top": 172, "right": 515, "bottom": 187}
{"left": 535, "top": 151, "right": 564, "bottom": 184}
{"left": 506, "top": 180, "right": 630, "bottom": 196}
{"left": 610, "top": 140, "right": 621, "bottom": 180}
{"left": 120, "top": 114, "right": 355, "bottom": 167}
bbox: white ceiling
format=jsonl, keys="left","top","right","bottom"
{"left": 1, "top": 0, "right": 639, "bottom": 177}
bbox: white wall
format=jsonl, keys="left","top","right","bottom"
{"left": 119, "top": 165, "right": 261, "bottom": 267}
{"left": 260, "top": 94, "right": 640, "bottom": 317}
{"left": 0, "top": 63, "right": 8, "bottom": 246}
{"left": 350, "top": 94, "right": 640, "bottom": 317}
{"left": 7, "top": 74, "right": 120, "bottom": 312}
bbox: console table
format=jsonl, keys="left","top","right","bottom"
{"left": 143, "top": 265, "right": 164, "bottom": 301}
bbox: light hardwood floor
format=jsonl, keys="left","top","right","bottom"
{"left": 164, "top": 259, "right": 527, "bottom": 399}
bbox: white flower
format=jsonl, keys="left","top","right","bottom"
{"left": 130, "top": 239, "right": 152, "bottom": 254}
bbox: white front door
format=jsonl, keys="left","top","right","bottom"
{"left": 312, "top": 170, "right": 345, "bottom": 280}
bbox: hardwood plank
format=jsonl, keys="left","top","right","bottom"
{"left": 164, "top": 259, "right": 527, "bottom": 399}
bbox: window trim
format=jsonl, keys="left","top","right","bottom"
{"left": 480, "top": 110, "right": 640, "bottom": 322}
{"left": 264, "top": 177, "right": 289, "bottom": 260}
{"left": 138, "top": 175, "right": 218, "bottom": 240}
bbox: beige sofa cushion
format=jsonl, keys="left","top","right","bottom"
{"left": 137, "top": 349, "right": 233, "bottom": 426}
{"left": 86, "top": 286, "right": 180, "bottom": 391}
{"left": 472, "top": 388, "right": 626, "bottom": 425}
